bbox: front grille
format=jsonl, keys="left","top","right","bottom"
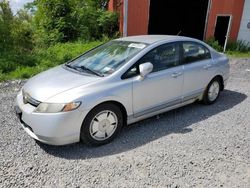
{"left": 22, "top": 90, "right": 41, "bottom": 107}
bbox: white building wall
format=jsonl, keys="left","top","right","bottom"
{"left": 238, "top": 0, "right": 250, "bottom": 45}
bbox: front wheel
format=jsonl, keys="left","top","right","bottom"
{"left": 203, "top": 78, "right": 221, "bottom": 105}
{"left": 80, "top": 103, "right": 123, "bottom": 146}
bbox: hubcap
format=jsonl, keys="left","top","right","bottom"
{"left": 208, "top": 81, "right": 220, "bottom": 101}
{"left": 90, "top": 110, "right": 118, "bottom": 141}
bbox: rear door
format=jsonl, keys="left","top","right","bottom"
{"left": 181, "top": 42, "right": 215, "bottom": 101}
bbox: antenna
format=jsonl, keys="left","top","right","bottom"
{"left": 177, "top": 31, "right": 182, "bottom": 36}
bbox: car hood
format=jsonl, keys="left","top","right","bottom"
{"left": 22, "top": 65, "right": 101, "bottom": 102}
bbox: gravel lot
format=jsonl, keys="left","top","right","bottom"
{"left": 0, "top": 58, "right": 250, "bottom": 188}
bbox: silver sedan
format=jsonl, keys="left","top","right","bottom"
{"left": 15, "top": 35, "right": 230, "bottom": 146}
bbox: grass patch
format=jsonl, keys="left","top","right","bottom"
{"left": 206, "top": 38, "right": 250, "bottom": 58}
{"left": 0, "top": 41, "right": 103, "bottom": 81}
{"left": 226, "top": 51, "right": 250, "bottom": 58}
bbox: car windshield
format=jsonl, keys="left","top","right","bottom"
{"left": 67, "top": 41, "right": 148, "bottom": 76}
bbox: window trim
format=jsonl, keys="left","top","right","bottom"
{"left": 180, "top": 41, "right": 211, "bottom": 65}
{"left": 121, "top": 42, "right": 182, "bottom": 79}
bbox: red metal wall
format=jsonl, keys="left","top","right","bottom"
{"left": 108, "top": 0, "right": 149, "bottom": 36}
{"left": 109, "top": 0, "right": 245, "bottom": 40}
{"left": 127, "top": 0, "right": 149, "bottom": 35}
{"left": 205, "top": 0, "right": 245, "bottom": 41}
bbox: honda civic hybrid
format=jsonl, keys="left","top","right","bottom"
{"left": 15, "top": 35, "right": 230, "bottom": 145}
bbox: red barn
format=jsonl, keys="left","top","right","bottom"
{"left": 109, "top": 0, "right": 250, "bottom": 47}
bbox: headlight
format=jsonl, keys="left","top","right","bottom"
{"left": 34, "top": 102, "right": 81, "bottom": 113}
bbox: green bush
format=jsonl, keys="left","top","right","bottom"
{"left": 35, "top": 41, "right": 103, "bottom": 66}
{"left": 205, "top": 38, "right": 223, "bottom": 52}
{"left": 206, "top": 37, "right": 250, "bottom": 53}
{"left": 227, "top": 40, "right": 250, "bottom": 53}
{"left": 0, "top": 41, "right": 104, "bottom": 81}
{"left": 0, "top": 57, "right": 16, "bottom": 73}
{"left": 0, "top": 52, "right": 37, "bottom": 74}
{"left": 97, "top": 11, "right": 119, "bottom": 38}
{"left": 8, "top": 66, "right": 46, "bottom": 79}
{"left": 34, "top": 0, "right": 119, "bottom": 45}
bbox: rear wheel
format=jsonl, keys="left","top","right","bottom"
{"left": 80, "top": 103, "right": 123, "bottom": 146}
{"left": 203, "top": 78, "right": 221, "bottom": 105}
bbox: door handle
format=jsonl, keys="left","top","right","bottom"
{"left": 203, "top": 64, "right": 212, "bottom": 69}
{"left": 171, "top": 72, "right": 182, "bottom": 78}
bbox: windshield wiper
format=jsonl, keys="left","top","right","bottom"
{"left": 75, "top": 65, "right": 104, "bottom": 77}
{"left": 65, "top": 64, "right": 104, "bottom": 77}
{"left": 65, "top": 63, "right": 75, "bottom": 69}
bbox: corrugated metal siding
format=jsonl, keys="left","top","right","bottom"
{"left": 109, "top": 0, "right": 246, "bottom": 40}
{"left": 205, "top": 0, "right": 245, "bottom": 41}
{"left": 127, "top": 0, "right": 149, "bottom": 36}
{"left": 108, "top": 0, "right": 149, "bottom": 36}
{"left": 238, "top": 0, "right": 250, "bottom": 44}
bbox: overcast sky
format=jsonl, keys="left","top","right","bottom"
{"left": 9, "top": 0, "right": 33, "bottom": 14}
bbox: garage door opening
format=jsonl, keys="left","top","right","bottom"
{"left": 214, "top": 16, "right": 231, "bottom": 47}
{"left": 148, "top": 0, "right": 209, "bottom": 40}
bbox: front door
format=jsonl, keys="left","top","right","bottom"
{"left": 131, "top": 42, "right": 184, "bottom": 117}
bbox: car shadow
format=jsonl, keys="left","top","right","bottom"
{"left": 37, "top": 89, "right": 247, "bottom": 159}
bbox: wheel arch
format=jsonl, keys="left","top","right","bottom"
{"left": 84, "top": 100, "right": 128, "bottom": 126}
{"left": 212, "top": 75, "right": 224, "bottom": 91}
{"left": 80, "top": 100, "right": 127, "bottom": 145}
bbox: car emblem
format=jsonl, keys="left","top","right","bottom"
{"left": 23, "top": 91, "right": 29, "bottom": 104}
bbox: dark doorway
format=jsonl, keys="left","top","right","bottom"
{"left": 214, "top": 16, "right": 231, "bottom": 47}
{"left": 148, "top": 0, "right": 209, "bottom": 40}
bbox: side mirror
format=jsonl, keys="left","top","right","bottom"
{"left": 139, "top": 62, "right": 153, "bottom": 79}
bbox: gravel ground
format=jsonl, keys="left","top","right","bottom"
{"left": 0, "top": 58, "right": 250, "bottom": 188}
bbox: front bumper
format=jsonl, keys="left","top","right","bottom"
{"left": 15, "top": 92, "right": 87, "bottom": 145}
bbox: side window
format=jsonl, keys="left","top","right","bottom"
{"left": 139, "top": 43, "right": 180, "bottom": 73}
{"left": 182, "top": 42, "right": 211, "bottom": 64}
{"left": 122, "top": 43, "right": 180, "bottom": 79}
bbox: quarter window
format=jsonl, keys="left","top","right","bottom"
{"left": 182, "top": 42, "right": 211, "bottom": 64}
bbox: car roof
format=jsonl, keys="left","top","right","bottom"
{"left": 115, "top": 35, "right": 194, "bottom": 44}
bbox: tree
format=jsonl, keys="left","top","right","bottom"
{"left": 34, "top": 0, "right": 78, "bottom": 45}
{"left": 12, "top": 9, "right": 34, "bottom": 53}
{"left": 89, "top": 0, "right": 109, "bottom": 9}
{"left": 33, "top": 0, "right": 118, "bottom": 45}
{"left": 0, "top": 0, "right": 35, "bottom": 73}
{"left": 0, "top": 0, "right": 14, "bottom": 54}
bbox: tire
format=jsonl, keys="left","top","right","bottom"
{"left": 203, "top": 78, "right": 221, "bottom": 105}
{"left": 80, "top": 103, "right": 123, "bottom": 146}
